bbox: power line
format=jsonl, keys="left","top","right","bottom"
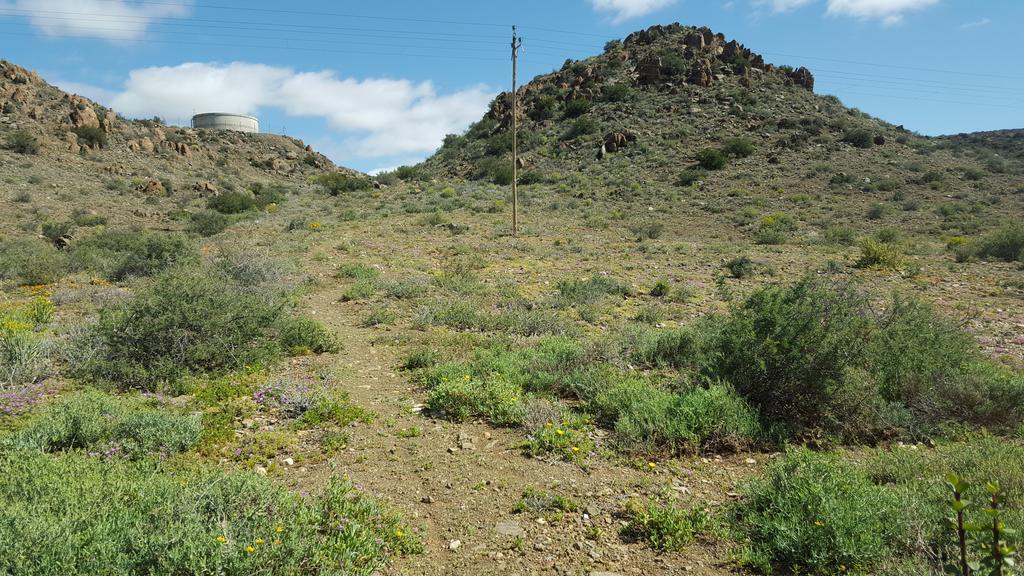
{"left": 761, "top": 51, "right": 1024, "bottom": 81}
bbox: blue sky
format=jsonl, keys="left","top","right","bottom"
{"left": 2, "top": 0, "right": 1021, "bottom": 173}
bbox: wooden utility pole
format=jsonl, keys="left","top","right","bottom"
{"left": 511, "top": 25, "right": 522, "bottom": 235}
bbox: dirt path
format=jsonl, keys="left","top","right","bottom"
{"left": 285, "top": 288, "right": 754, "bottom": 576}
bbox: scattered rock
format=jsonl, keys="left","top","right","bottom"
{"left": 448, "top": 539, "right": 462, "bottom": 551}
{"left": 495, "top": 520, "right": 525, "bottom": 538}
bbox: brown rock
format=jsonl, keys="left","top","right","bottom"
{"left": 138, "top": 179, "right": 165, "bottom": 196}
{"left": 688, "top": 58, "right": 715, "bottom": 88}
{"left": 787, "top": 66, "right": 815, "bottom": 92}
{"left": 193, "top": 181, "right": 218, "bottom": 196}
{"left": 685, "top": 32, "right": 705, "bottom": 50}
{"left": 70, "top": 106, "right": 100, "bottom": 129}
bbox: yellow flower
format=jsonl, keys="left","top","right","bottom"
{"left": 463, "top": 374, "right": 470, "bottom": 381}
{"left": 255, "top": 539, "right": 265, "bottom": 544}
{"left": 216, "top": 536, "right": 226, "bottom": 543}
{"left": 246, "top": 546, "right": 255, "bottom": 553}
{"left": 545, "top": 422, "right": 553, "bottom": 427}
{"left": 556, "top": 429, "right": 564, "bottom": 436}
{"left": 814, "top": 520, "right": 825, "bottom": 526}
{"left": 647, "top": 462, "right": 656, "bottom": 469}
{"left": 840, "top": 566, "right": 847, "bottom": 572}
{"left": 273, "top": 539, "right": 282, "bottom": 545}
{"left": 276, "top": 526, "right": 283, "bottom": 533}
{"left": 395, "top": 529, "right": 404, "bottom": 538}
{"left": 571, "top": 446, "right": 580, "bottom": 453}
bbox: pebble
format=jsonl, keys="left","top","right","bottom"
{"left": 495, "top": 520, "right": 525, "bottom": 537}
{"left": 448, "top": 539, "right": 462, "bottom": 551}
{"left": 283, "top": 457, "right": 294, "bottom": 466}
{"left": 421, "top": 495, "right": 435, "bottom": 504}
{"left": 254, "top": 465, "right": 267, "bottom": 476}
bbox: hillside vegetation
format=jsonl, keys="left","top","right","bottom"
{"left": 2, "top": 23, "right": 1024, "bottom": 576}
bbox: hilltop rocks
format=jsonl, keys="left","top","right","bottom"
{"left": 128, "top": 137, "right": 155, "bottom": 154}
{"left": 787, "top": 67, "right": 815, "bottom": 92}
{"left": 688, "top": 58, "right": 715, "bottom": 88}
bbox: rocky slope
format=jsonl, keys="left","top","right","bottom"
{"left": 421, "top": 23, "right": 1022, "bottom": 197}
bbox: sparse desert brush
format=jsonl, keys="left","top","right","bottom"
{"left": 696, "top": 147, "right": 728, "bottom": 170}
{"left": 68, "top": 228, "right": 198, "bottom": 281}
{"left": 188, "top": 209, "right": 229, "bottom": 236}
{"left": 7, "top": 389, "right": 201, "bottom": 458}
{"left": 0, "top": 236, "right": 67, "bottom": 285}
{"left": 5, "top": 130, "right": 40, "bottom": 155}
{"left": 71, "top": 265, "right": 333, "bottom": 393}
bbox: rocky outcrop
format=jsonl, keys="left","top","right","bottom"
{"left": 688, "top": 59, "right": 714, "bottom": 88}
{"left": 138, "top": 179, "right": 165, "bottom": 196}
{"left": 69, "top": 105, "right": 100, "bottom": 129}
{"left": 787, "top": 67, "right": 815, "bottom": 92}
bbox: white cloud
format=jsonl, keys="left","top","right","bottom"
{"left": 0, "top": 0, "right": 190, "bottom": 41}
{"left": 826, "top": 0, "right": 939, "bottom": 26}
{"left": 755, "top": 0, "right": 816, "bottom": 12}
{"left": 589, "top": 0, "right": 677, "bottom": 23}
{"left": 960, "top": 17, "right": 991, "bottom": 29}
{"left": 51, "top": 78, "right": 117, "bottom": 103}
{"left": 102, "top": 62, "right": 493, "bottom": 163}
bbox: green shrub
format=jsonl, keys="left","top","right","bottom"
{"left": 523, "top": 410, "right": 594, "bottom": 465}
{"left": 294, "top": 390, "right": 372, "bottom": 429}
{"left": 188, "top": 209, "right": 229, "bottom": 236}
{"left": 696, "top": 148, "right": 728, "bottom": 170}
{"left": 1, "top": 314, "right": 46, "bottom": 387}
{"left": 361, "top": 308, "right": 396, "bottom": 327}
{"left": 426, "top": 374, "right": 525, "bottom": 426}
{"left": 738, "top": 448, "right": 903, "bottom": 575}
{"left": 725, "top": 255, "right": 754, "bottom": 278}
{"left": 676, "top": 168, "right": 706, "bottom": 186}
{"left": 707, "top": 279, "right": 878, "bottom": 437}
{"left": 842, "top": 128, "right": 875, "bottom": 149}
{"left": 723, "top": 137, "right": 755, "bottom": 158}
{"left": 8, "top": 389, "right": 201, "bottom": 459}
{"left": 602, "top": 84, "right": 631, "bottom": 102}
{"left": 73, "top": 267, "right": 297, "bottom": 392}
{"left": 824, "top": 224, "right": 856, "bottom": 246}
{"left": 855, "top": 238, "right": 905, "bottom": 270}
{"left": 276, "top": 317, "right": 339, "bottom": 355}
{"left": 491, "top": 163, "right": 514, "bottom": 185}
{"left": 754, "top": 213, "right": 796, "bottom": 245}
{"left": 0, "top": 450, "right": 416, "bottom": 575}
{"left": 5, "top": 130, "right": 39, "bottom": 154}
{"left": 514, "top": 487, "right": 578, "bottom": 514}
{"left": 315, "top": 172, "right": 371, "bottom": 195}
{"left": 207, "top": 190, "right": 258, "bottom": 214}
{"left": 592, "top": 379, "right": 761, "bottom": 454}
{"left": 555, "top": 275, "right": 632, "bottom": 306}
{"left": 866, "top": 202, "right": 891, "bottom": 220}
{"left": 561, "top": 98, "right": 592, "bottom": 119}
{"left": 0, "top": 237, "right": 66, "bottom": 285}
{"left": 974, "top": 224, "right": 1024, "bottom": 262}
{"left": 69, "top": 229, "right": 197, "bottom": 281}
{"left": 650, "top": 280, "right": 671, "bottom": 298}
{"left": 72, "top": 126, "right": 107, "bottom": 148}
{"left": 335, "top": 262, "right": 380, "bottom": 280}
{"left": 563, "top": 117, "right": 598, "bottom": 140}
{"left": 623, "top": 497, "right": 716, "bottom": 552}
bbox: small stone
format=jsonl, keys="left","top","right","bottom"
{"left": 421, "top": 495, "right": 435, "bottom": 504}
{"left": 448, "top": 539, "right": 462, "bottom": 551}
{"left": 495, "top": 520, "right": 525, "bottom": 537}
{"left": 283, "top": 457, "right": 295, "bottom": 466}
{"left": 533, "top": 542, "right": 546, "bottom": 551}
{"left": 744, "top": 457, "right": 756, "bottom": 465}
{"left": 254, "top": 465, "right": 267, "bottom": 476}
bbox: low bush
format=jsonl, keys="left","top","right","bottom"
{"left": 974, "top": 224, "right": 1024, "bottom": 262}
{"left": 275, "top": 317, "right": 339, "bottom": 355}
{"left": 738, "top": 448, "right": 904, "bottom": 575}
{"left": 753, "top": 213, "right": 796, "bottom": 245}
{"left": 207, "top": 190, "right": 259, "bottom": 214}
{"left": 5, "top": 130, "right": 39, "bottom": 154}
{"left": 725, "top": 255, "right": 754, "bottom": 278}
{"left": 69, "top": 229, "right": 197, "bottom": 281}
{"left": 696, "top": 148, "right": 728, "bottom": 170}
{"left": 855, "top": 238, "right": 905, "bottom": 270}
{"left": 1, "top": 299, "right": 51, "bottom": 387}
{"left": 0, "top": 237, "right": 66, "bottom": 285}
{"left": 592, "top": 379, "right": 761, "bottom": 454}
{"left": 842, "top": 128, "right": 875, "bottom": 149}
{"left": 623, "top": 497, "right": 716, "bottom": 552}
{"left": 72, "top": 266, "right": 325, "bottom": 393}
{"left": 722, "top": 137, "right": 756, "bottom": 158}
{"left": 0, "top": 450, "right": 417, "bottom": 574}
{"left": 676, "top": 168, "right": 706, "bottom": 186}
{"left": 426, "top": 373, "right": 525, "bottom": 426}
{"left": 72, "top": 126, "right": 107, "bottom": 148}
{"left": 8, "top": 389, "right": 201, "bottom": 459}
{"left": 523, "top": 410, "right": 594, "bottom": 464}
{"left": 315, "top": 172, "right": 372, "bottom": 195}
{"left": 563, "top": 117, "right": 598, "bottom": 140}
{"left": 561, "top": 98, "right": 592, "bottom": 119}
{"left": 554, "top": 275, "right": 632, "bottom": 307}
{"left": 188, "top": 209, "right": 229, "bottom": 236}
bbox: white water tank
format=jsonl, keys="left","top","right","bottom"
{"left": 191, "top": 112, "right": 259, "bottom": 133}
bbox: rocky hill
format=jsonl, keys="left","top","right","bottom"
{"left": 421, "top": 23, "right": 1022, "bottom": 199}
{"left": 0, "top": 59, "right": 354, "bottom": 213}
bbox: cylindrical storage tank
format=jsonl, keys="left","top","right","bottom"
{"left": 191, "top": 113, "right": 259, "bottom": 133}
